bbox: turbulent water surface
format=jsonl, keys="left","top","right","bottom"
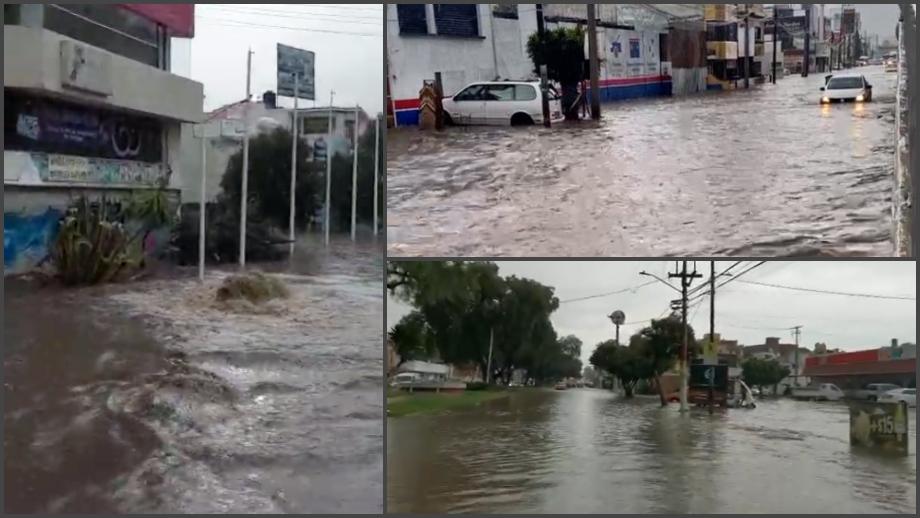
{"left": 387, "top": 389, "right": 916, "bottom": 514}
{"left": 4, "top": 240, "right": 383, "bottom": 513}
{"left": 388, "top": 66, "right": 898, "bottom": 257}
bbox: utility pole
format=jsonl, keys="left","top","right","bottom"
{"left": 239, "top": 48, "right": 253, "bottom": 267}
{"left": 587, "top": 3, "right": 601, "bottom": 119}
{"left": 708, "top": 260, "right": 716, "bottom": 414}
{"left": 372, "top": 116, "right": 379, "bottom": 237}
{"left": 803, "top": 4, "right": 811, "bottom": 77}
{"left": 772, "top": 11, "right": 778, "bottom": 84}
{"left": 669, "top": 261, "right": 703, "bottom": 412}
{"left": 351, "top": 104, "right": 359, "bottom": 242}
{"left": 486, "top": 327, "right": 494, "bottom": 385}
{"left": 744, "top": 12, "right": 751, "bottom": 89}
{"left": 537, "top": 4, "right": 551, "bottom": 127}
{"left": 792, "top": 325, "right": 802, "bottom": 387}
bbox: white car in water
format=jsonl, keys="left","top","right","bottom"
{"left": 442, "top": 81, "right": 563, "bottom": 126}
{"left": 879, "top": 388, "right": 916, "bottom": 407}
{"left": 820, "top": 74, "right": 873, "bottom": 104}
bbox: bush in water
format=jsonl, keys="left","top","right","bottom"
{"left": 216, "top": 272, "right": 290, "bottom": 304}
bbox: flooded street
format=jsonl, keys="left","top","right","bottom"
{"left": 4, "top": 238, "right": 383, "bottom": 513}
{"left": 387, "top": 389, "right": 916, "bottom": 514}
{"left": 388, "top": 67, "right": 898, "bottom": 257}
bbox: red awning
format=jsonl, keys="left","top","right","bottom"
{"left": 119, "top": 4, "right": 195, "bottom": 38}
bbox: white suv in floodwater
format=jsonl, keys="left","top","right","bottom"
{"left": 442, "top": 81, "right": 563, "bottom": 126}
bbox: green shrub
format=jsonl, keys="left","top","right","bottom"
{"left": 466, "top": 382, "right": 489, "bottom": 391}
{"left": 51, "top": 196, "right": 137, "bottom": 285}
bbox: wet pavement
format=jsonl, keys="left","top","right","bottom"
{"left": 388, "top": 66, "right": 898, "bottom": 257}
{"left": 387, "top": 388, "right": 916, "bottom": 514}
{"left": 4, "top": 237, "right": 383, "bottom": 513}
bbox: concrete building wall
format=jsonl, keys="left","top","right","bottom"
{"left": 4, "top": 15, "right": 203, "bottom": 275}
{"left": 388, "top": 3, "right": 680, "bottom": 125}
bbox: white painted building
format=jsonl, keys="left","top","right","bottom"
{"left": 387, "top": 4, "right": 706, "bottom": 126}
{"left": 4, "top": 4, "right": 203, "bottom": 274}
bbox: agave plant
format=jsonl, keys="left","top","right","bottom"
{"left": 51, "top": 196, "right": 138, "bottom": 285}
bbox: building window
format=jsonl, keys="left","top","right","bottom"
{"left": 5, "top": 91, "right": 164, "bottom": 163}
{"left": 707, "top": 23, "right": 738, "bottom": 42}
{"left": 629, "top": 38, "right": 641, "bottom": 59}
{"left": 396, "top": 4, "right": 428, "bottom": 35}
{"left": 434, "top": 4, "right": 479, "bottom": 37}
{"left": 659, "top": 33, "right": 670, "bottom": 61}
{"left": 43, "top": 4, "right": 165, "bottom": 69}
{"left": 302, "top": 116, "right": 329, "bottom": 135}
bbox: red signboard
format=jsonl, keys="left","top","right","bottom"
{"left": 119, "top": 4, "right": 195, "bottom": 37}
{"left": 805, "top": 349, "right": 881, "bottom": 368}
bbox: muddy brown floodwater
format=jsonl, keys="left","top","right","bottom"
{"left": 4, "top": 237, "right": 383, "bottom": 513}
{"left": 387, "top": 389, "right": 916, "bottom": 514}
{"left": 388, "top": 66, "right": 898, "bottom": 257}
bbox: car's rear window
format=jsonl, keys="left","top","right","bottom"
{"left": 827, "top": 77, "right": 863, "bottom": 89}
{"left": 515, "top": 84, "right": 537, "bottom": 101}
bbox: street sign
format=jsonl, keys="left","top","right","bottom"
{"left": 690, "top": 364, "right": 728, "bottom": 390}
{"left": 849, "top": 401, "right": 909, "bottom": 455}
{"left": 608, "top": 310, "right": 625, "bottom": 326}
{"left": 277, "top": 44, "right": 315, "bottom": 100}
{"left": 220, "top": 119, "right": 246, "bottom": 138}
{"left": 702, "top": 338, "right": 719, "bottom": 365}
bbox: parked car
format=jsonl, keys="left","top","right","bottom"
{"left": 442, "top": 81, "right": 563, "bottom": 126}
{"left": 879, "top": 388, "right": 916, "bottom": 407}
{"left": 820, "top": 74, "right": 873, "bottom": 103}
{"left": 885, "top": 58, "right": 898, "bottom": 73}
{"left": 554, "top": 382, "right": 567, "bottom": 390}
{"left": 791, "top": 383, "right": 844, "bottom": 401}
{"left": 853, "top": 383, "right": 903, "bottom": 401}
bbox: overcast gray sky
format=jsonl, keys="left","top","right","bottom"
{"left": 387, "top": 261, "right": 916, "bottom": 366}
{"left": 170, "top": 4, "right": 382, "bottom": 114}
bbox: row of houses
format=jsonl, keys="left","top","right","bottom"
{"left": 386, "top": 4, "right": 780, "bottom": 127}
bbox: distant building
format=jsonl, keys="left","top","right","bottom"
{"left": 803, "top": 339, "right": 916, "bottom": 390}
{"left": 397, "top": 360, "right": 450, "bottom": 383}
{"left": 742, "top": 337, "right": 812, "bottom": 388}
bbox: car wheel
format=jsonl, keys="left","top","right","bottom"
{"left": 510, "top": 113, "right": 535, "bottom": 126}
{"left": 443, "top": 113, "right": 455, "bottom": 126}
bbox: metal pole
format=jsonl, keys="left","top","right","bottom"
{"left": 615, "top": 324, "right": 620, "bottom": 346}
{"left": 198, "top": 133, "right": 207, "bottom": 282}
{"left": 289, "top": 73, "right": 299, "bottom": 258}
{"left": 373, "top": 116, "right": 379, "bottom": 237}
{"left": 351, "top": 104, "right": 359, "bottom": 242}
{"left": 680, "top": 260, "right": 689, "bottom": 412}
{"left": 486, "top": 327, "right": 494, "bottom": 384}
{"left": 745, "top": 14, "right": 751, "bottom": 89}
{"left": 587, "top": 3, "right": 601, "bottom": 119}
{"left": 803, "top": 4, "right": 811, "bottom": 77}
{"left": 537, "top": 4, "right": 550, "bottom": 127}
{"left": 239, "top": 48, "right": 252, "bottom": 267}
{"left": 708, "top": 261, "right": 715, "bottom": 413}
{"left": 324, "top": 90, "right": 334, "bottom": 247}
{"left": 772, "top": 12, "right": 778, "bottom": 83}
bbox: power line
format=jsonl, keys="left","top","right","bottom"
{"left": 197, "top": 17, "right": 383, "bottom": 37}
{"left": 734, "top": 280, "right": 916, "bottom": 301}
{"left": 559, "top": 280, "right": 657, "bottom": 304}
{"left": 207, "top": 5, "right": 383, "bottom": 24}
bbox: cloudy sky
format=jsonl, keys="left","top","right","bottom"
{"left": 387, "top": 261, "right": 916, "bottom": 365}
{"left": 170, "top": 4, "right": 382, "bottom": 114}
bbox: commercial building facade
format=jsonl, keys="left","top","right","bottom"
{"left": 387, "top": 4, "right": 710, "bottom": 126}
{"left": 4, "top": 4, "right": 203, "bottom": 274}
{"left": 803, "top": 341, "right": 917, "bottom": 391}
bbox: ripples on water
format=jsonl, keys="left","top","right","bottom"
{"left": 387, "top": 389, "right": 916, "bottom": 514}
{"left": 4, "top": 240, "right": 383, "bottom": 513}
{"left": 388, "top": 67, "right": 898, "bottom": 257}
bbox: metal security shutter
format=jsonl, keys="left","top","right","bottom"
{"left": 397, "top": 4, "right": 427, "bottom": 35}
{"left": 434, "top": 4, "right": 479, "bottom": 37}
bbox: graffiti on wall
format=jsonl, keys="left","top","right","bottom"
{"left": 5, "top": 91, "right": 163, "bottom": 163}
{"left": 3, "top": 208, "right": 63, "bottom": 274}
{"left": 30, "top": 153, "right": 167, "bottom": 187}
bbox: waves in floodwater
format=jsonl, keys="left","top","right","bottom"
{"left": 4, "top": 240, "right": 383, "bottom": 513}
{"left": 387, "top": 389, "right": 917, "bottom": 514}
{"left": 387, "top": 67, "right": 898, "bottom": 257}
